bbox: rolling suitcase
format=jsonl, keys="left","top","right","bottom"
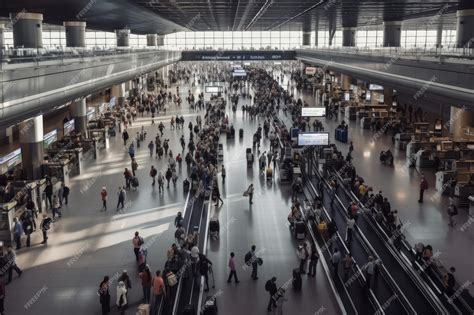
{"left": 294, "top": 220, "right": 306, "bottom": 240}
{"left": 292, "top": 268, "right": 302, "bottom": 291}
{"left": 203, "top": 296, "right": 218, "bottom": 315}
{"left": 340, "top": 129, "right": 348, "bottom": 143}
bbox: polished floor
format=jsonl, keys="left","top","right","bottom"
{"left": 275, "top": 71, "right": 474, "bottom": 295}
{"left": 8, "top": 75, "right": 339, "bottom": 314}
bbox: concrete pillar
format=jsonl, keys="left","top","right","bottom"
{"left": 64, "top": 21, "right": 86, "bottom": 47}
{"left": 302, "top": 32, "right": 311, "bottom": 46}
{"left": 146, "top": 34, "right": 157, "bottom": 46}
{"left": 12, "top": 12, "right": 43, "bottom": 48}
{"left": 157, "top": 35, "right": 164, "bottom": 46}
{"left": 456, "top": 9, "right": 474, "bottom": 48}
{"left": 20, "top": 115, "right": 44, "bottom": 179}
{"left": 314, "top": 29, "right": 319, "bottom": 47}
{"left": 450, "top": 106, "right": 474, "bottom": 139}
{"left": 436, "top": 21, "right": 443, "bottom": 48}
{"left": 383, "top": 21, "right": 402, "bottom": 47}
{"left": 116, "top": 29, "right": 130, "bottom": 47}
{"left": 342, "top": 27, "right": 356, "bottom": 47}
{"left": 0, "top": 24, "right": 4, "bottom": 48}
{"left": 0, "top": 126, "right": 13, "bottom": 145}
{"left": 69, "top": 98, "right": 87, "bottom": 134}
{"left": 341, "top": 74, "right": 351, "bottom": 90}
{"left": 111, "top": 83, "right": 126, "bottom": 106}
{"left": 384, "top": 87, "right": 393, "bottom": 106}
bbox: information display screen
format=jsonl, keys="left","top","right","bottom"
{"left": 43, "top": 129, "right": 58, "bottom": 149}
{"left": 205, "top": 86, "right": 220, "bottom": 93}
{"left": 369, "top": 84, "right": 384, "bottom": 91}
{"left": 301, "top": 107, "right": 326, "bottom": 117}
{"left": 64, "top": 119, "right": 75, "bottom": 136}
{"left": 298, "top": 132, "right": 329, "bottom": 146}
{"left": 305, "top": 67, "right": 317, "bottom": 75}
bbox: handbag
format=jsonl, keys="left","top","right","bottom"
{"left": 243, "top": 191, "right": 249, "bottom": 197}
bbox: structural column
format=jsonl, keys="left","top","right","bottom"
{"left": 342, "top": 27, "right": 356, "bottom": 47}
{"left": 383, "top": 21, "right": 402, "bottom": 47}
{"left": 146, "top": 34, "right": 157, "bottom": 47}
{"left": 436, "top": 20, "right": 443, "bottom": 48}
{"left": 341, "top": 74, "right": 351, "bottom": 90}
{"left": 384, "top": 87, "right": 393, "bottom": 106}
{"left": 456, "top": 9, "right": 474, "bottom": 48}
{"left": 302, "top": 32, "right": 311, "bottom": 46}
{"left": 450, "top": 106, "right": 474, "bottom": 139}
{"left": 0, "top": 24, "right": 4, "bottom": 48}
{"left": 12, "top": 12, "right": 43, "bottom": 48}
{"left": 69, "top": 98, "right": 87, "bottom": 134}
{"left": 157, "top": 35, "right": 164, "bottom": 47}
{"left": 20, "top": 115, "right": 44, "bottom": 180}
{"left": 111, "top": 83, "right": 126, "bottom": 106}
{"left": 116, "top": 29, "right": 130, "bottom": 47}
{"left": 64, "top": 21, "right": 86, "bottom": 47}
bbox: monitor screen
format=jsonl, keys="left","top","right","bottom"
{"left": 305, "top": 67, "right": 317, "bottom": 75}
{"left": 369, "top": 84, "right": 384, "bottom": 91}
{"left": 298, "top": 132, "right": 329, "bottom": 146}
{"left": 301, "top": 107, "right": 326, "bottom": 117}
{"left": 205, "top": 86, "right": 220, "bottom": 93}
{"left": 64, "top": 119, "right": 75, "bottom": 136}
{"left": 344, "top": 92, "right": 350, "bottom": 101}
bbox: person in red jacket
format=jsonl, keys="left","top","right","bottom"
{"left": 419, "top": 175, "right": 429, "bottom": 203}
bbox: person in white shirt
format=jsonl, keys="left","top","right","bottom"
{"left": 365, "top": 256, "right": 375, "bottom": 289}
{"left": 346, "top": 216, "right": 355, "bottom": 243}
{"left": 330, "top": 248, "right": 341, "bottom": 275}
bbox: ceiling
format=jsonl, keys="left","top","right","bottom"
{"left": 0, "top": 0, "right": 467, "bottom": 34}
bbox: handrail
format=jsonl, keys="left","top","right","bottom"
{"left": 304, "top": 168, "right": 383, "bottom": 314}
{"left": 328, "top": 164, "right": 449, "bottom": 314}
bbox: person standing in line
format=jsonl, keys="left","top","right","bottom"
{"left": 227, "top": 252, "right": 239, "bottom": 284}
{"left": 265, "top": 277, "right": 278, "bottom": 312}
{"left": 40, "top": 214, "right": 52, "bottom": 244}
{"left": 418, "top": 175, "right": 429, "bottom": 203}
{"left": 365, "top": 256, "right": 375, "bottom": 289}
{"left": 346, "top": 215, "right": 355, "bottom": 243}
{"left": 116, "top": 187, "right": 126, "bottom": 211}
{"left": 5, "top": 246, "right": 22, "bottom": 284}
{"left": 132, "top": 232, "right": 144, "bottom": 262}
{"left": 151, "top": 270, "right": 166, "bottom": 315}
{"left": 99, "top": 276, "right": 111, "bottom": 315}
{"left": 330, "top": 248, "right": 341, "bottom": 276}
{"left": 139, "top": 265, "right": 152, "bottom": 304}
{"left": 297, "top": 243, "right": 309, "bottom": 274}
{"left": 150, "top": 166, "right": 157, "bottom": 186}
{"left": 12, "top": 218, "right": 23, "bottom": 250}
{"left": 247, "top": 184, "right": 254, "bottom": 205}
{"left": 101, "top": 187, "right": 108, "bottom": 211}
{"left": 308, "top": 244, "right": 319, "bottom": 277}
{"left": 343, "top": 252, "right": 354, "bottom": 282}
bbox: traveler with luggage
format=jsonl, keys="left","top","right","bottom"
{"left": 245, "top": 245, "right": 260, "bottom": 280}
{"left": 265, "top": 277, "right": 278, "bottom": 311}
{"left": 98, "top": 276, "right": 111, "bottom": 315}
{"left": 40, "top": 214, "right": 52, "bottom": 244}
{"left": 117, "top": 187, "right": 126, "bottom": 211}
{"left": 132, "top": 231, "right": 144, "bottom": 262}
{"left": 198, "top": 254, "right": 213, "bottom": 292}
{"left": 116, "top": 281, "right": 127, "bottom": 314}
{"left": 150, "top": 166, "right": 157, "bottom": 186}
{"left": 296, "top": 243, "right": 309, "bottom": 274}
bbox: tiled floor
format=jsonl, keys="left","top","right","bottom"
{"left": 7, "top": 73, "right": 339, "bottom": 314}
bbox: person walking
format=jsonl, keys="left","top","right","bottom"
{"left": 265, "top": 277, "right": 278, "bottom": 312}
{"left": 61, "top": 182, "right": 70, "bottom": 205}
{"left": 447, "top": 199, "right": 458, "bottom": 227}
{"left": 366, "top": 256, "right": 375, "bottom": 289}
{"left": 116, "top": 281, "right": 128, "bottom": 314}
{"left": 11, "top": 218, "right": 23, "bottom": 250}
{"left": 151, "top": 270, "right": 166, "bottom": 315}
{"left": 330, "top": 248, "right": 341, "bottom": 276}
{"left": 98, "top": 276, "right": 111, "bottom": 315}
{"left": 308, "top": 244, "right": 319, "bottom": 277}
{"left": 40, "top": 214, "right": 52, "bottom": 244}
{"left": 122, "top": 129, "right": 129, "bottom": 146}
{"left": 128, "top": 143, "right": 135, "bottom": 159}
{"left": 44, "top": 179, "right": 53, "bottom": 210}
{"left": 227, "top": 252, "right": 239, "bottom": 283}
{"left": 5, "top": 246, "right": 22, "bottom": 284}
{"left": 221, "top": 165, "right": 226, "bottom": 182}
{"left": 139, "top": 265, "right": 152, "bottom": 304}
{"left": 116, "top": 187, "right": 126, "bottom": 211}
{"left": 148, "top": 141, "right": 155, "bottom": 157}
{"left": 131, "top": 158, "right": 138, "bottom": 177}
{"left": 418, "top": 175, "right": 429, "bottom": 203}
{"left": 246, "top": 245, "right": 259, "bottom": 280}
{"left": 165, "top": 168, "right": 172, "bottom": 188}
{"left": 198, "top": 254, "right": 213, "bottom": 292}
{"left": 343, "top": 252, "right": 354, "bottom": 282}
{"left": 119, "top": 270, "right": 132, "bottom": 302}
{"left": 150, "top": 166, "right": 157, "bottom": 186}
{"left": 246, "top": 184, "right": 254, "bottom": 205}
{"left": 52, "top": 195, "right": 62, "bottom": 220}
{"left": 157, "top": 172, "right": 164, "bottom": 193}
{"left": 132, "top": 232, "right": 144, "bottom": 262}
{"left": 101, "top": 187, "right": 108, "bottom": 211}
{"left": 346, "top": 215, "right": 355, "bottom": 243}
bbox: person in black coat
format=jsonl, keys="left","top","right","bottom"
{"left": 198, "top": 254, "right": 213, "bottom": 291}
{"left": 265, "top": 277, "right": 278, "bottom": 311}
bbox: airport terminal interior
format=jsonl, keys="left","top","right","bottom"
{"left": 0, "top": 0, "right": 474, "bottom": 314}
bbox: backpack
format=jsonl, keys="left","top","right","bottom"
{"left": 265, "top": 280, "right": 272, "bottom": 292}
{"left": 150, "top": 169, "right": 157, "bottom": 177}
{"left": 167, "top": 272, "right": 178, "bottom": 287}
{"left": 244, "top": 251, "right": 252, "bottom": 265}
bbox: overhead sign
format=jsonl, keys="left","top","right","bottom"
{"left": 87, "top": 108, "right": 96, "bottom": 122}
{"left": 0, "top": 148, "right": 22, "bottom": 174}
{"left": 305, "top": 67, "right": 317, "bottom": 75}
{"left": 369, "top": 84, "right": 384, "bottom": 91}
{"left": 301, "top": 107, "right": 326, "bottom": 117}
{"left": 181, "top": 50, "right": 296, "bottom": 61}
{"left": 205, "top": 86, "right": 220, "bottom": 93}
{"left": 298, "top": 132, "right": 329, "bottom": 146}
